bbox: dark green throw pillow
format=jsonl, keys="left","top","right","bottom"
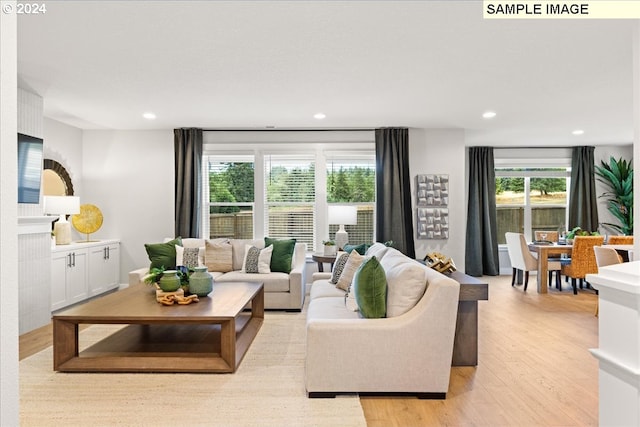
{"left": 144, "top": 237, "right": 182, "bottom": 270}
{"left": 353, "top": 256, "right": 387, "bottom": 318}
{"left": 264, "top": 237, "right": 296, "bottom": 273}
{"left": 344, "top": 243, "right": 367, "bottom": 255}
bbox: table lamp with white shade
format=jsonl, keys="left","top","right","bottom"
{"left": 44, "top": 196, "right": 80, "bottom": 245}
{"left": 328, "top": 205, "right": 358, "bottom": 250}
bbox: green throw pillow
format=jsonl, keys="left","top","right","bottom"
{"left": 344, "top": 243, "right": 367, "bottom": 255}
{"left": 353, "top": 256, "right": 387, "bottom": 318}
{"left": 264, "top": 237, "right": 296, "bottom": 273}
{"left": 145, "top": 237, "right": 182, "bottom": 270}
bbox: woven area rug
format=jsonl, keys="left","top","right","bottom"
{"left": 20, "top": 312, "right": 367, "bottom": 427}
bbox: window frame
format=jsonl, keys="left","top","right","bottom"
{"left": 494, "top": 148, "right": 572, "bottom": 244}
{"left": 202, "top": 135, "right": 376, "bottom": 252}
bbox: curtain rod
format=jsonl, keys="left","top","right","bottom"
{"left": 202, "top": 128, "right": 376, "bottom": 132}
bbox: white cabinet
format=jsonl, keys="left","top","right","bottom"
{"left": 51, "top": 239, "right": 120, "bottom": 311}
{"left": 88, "top": 242, "right": 120, "bottom": 296}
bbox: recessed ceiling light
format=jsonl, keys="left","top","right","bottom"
{"left": 482, "top": 111, "right": 497, "bottom": 119}
{"left": 314, "top": 113, "right": 326, "bottom": 120}
{"left": 572, "top": 129, "right": 584, "bottom": 135}
{"left": 143, "top": 112, "right": 156, "bottom": 120}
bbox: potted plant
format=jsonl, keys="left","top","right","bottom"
{"left": 595, "top": 156, "right": 633, "bottom": 236}
{"left": 566, "top": 226, "right": 599, "bottom": 244}
{"left": 323, "top": 240, "right": 336, "bottom": 256}
{"left": 143, "top": 266, "right": 166, "bottom": 286}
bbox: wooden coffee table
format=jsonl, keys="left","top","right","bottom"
{"left": 53, "top": 281, "right": 264, "bottom": 373}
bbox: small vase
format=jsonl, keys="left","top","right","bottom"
{"left": 158, "top": 270, "right": 181, "bottom": 292}
{"left": 188, "top": 266, "right": 213, "bottom": 297}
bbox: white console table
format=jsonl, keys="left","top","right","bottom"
{"left": 587, "top": 261, "right": 640, "bottom": 427}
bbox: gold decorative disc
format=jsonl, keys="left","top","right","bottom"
{"left": 71, "top": 204, "right": 103, "bottom": 235}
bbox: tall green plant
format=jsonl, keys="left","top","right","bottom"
{"left": 594, "top": 156, "right": 633, "bottom": 235}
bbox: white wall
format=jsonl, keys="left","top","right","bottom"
{"left": 1, "top": 2, "right": 19, "bottom": 424}
{"left": 44, "top": 117, "right": 84, "bottom": 198}
{"left": 409, "top": 128, "right": 466, "bottom": 272}
{"left": 82, "top": 130, "right": 174, "bottom": 283}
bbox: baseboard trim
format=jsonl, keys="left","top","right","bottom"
{"left": 308, "top": 391, "right": 446, "bottom": 399}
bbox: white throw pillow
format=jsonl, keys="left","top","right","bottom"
{"left": 335, "top": 251, "right": 365, "bottom": 291}
{"left": 241, "top": 244, "right": 273, "bottom": 274}
{"left": 329, "top": 252, "right": 349, "bottom": 285}
{"left": 380, "top": 249, "right": 428, "bottom": 317}
{"left": 345, "top": 288, "right": 359, "bottom": 312}
{"left": 175, "top": 245, "right": 205, "bottom": 269}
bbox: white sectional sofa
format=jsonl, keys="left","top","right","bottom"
{"left": 129, "top": 238, "right": 307, "bottom": 311}
{"left": 305, "top": 243, "right": 460, "bottom": 398}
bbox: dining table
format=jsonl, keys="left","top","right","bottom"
{"left": 527, "top": 242, "right": 573, "bottom": 293}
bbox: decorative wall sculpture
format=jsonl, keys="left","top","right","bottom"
{"left": 416, "top": 174, "right": 449, "bottom": 239}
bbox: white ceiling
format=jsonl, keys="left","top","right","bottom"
{"left": 17, "top": 1, "right": 635, "bottom": 146}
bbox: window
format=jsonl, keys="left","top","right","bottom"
{"left": 496, "top": 168, "right": 570, "bottom": 244}
{"left": 203, "top": 131, "right": 376, "bottom": 251}
{"left": 264, "top": 154, "right": 315, "bottom": 248}
{"left": 203, "top": 155, "right": 255, "bottom": 239}
{"left": 326, "top": 153, "right": 375, "bottom": 245}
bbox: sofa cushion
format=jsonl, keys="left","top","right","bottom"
{"left": 205, "top": 239, "right": 233, "bottom": 272}
{"left": 242, "top": 244, "right": 273, "bottom": 273}
{"left": 145, "top": 237, "right": 182, "bottom": 270}
{"left": 336, "top": 250, "right": 365, "bottom": 291}
{"left": 380, "top": 249, "right": 428, "bottom": 317}
{"left": 310, "top": 280, "right": 346, "bottom": 300}
{"left": 329, "top": 252, "right": 349, "bottom": 285}
{"left": 176, "top": 245, "right": 204, "bottom": 269}
{"left": 308, "top": 296, "right": 360, "bottom": 321}
{"left": 353, "top": 256, "right": 387, "bottom": 318}
{"left": 343, "top": 243, "right": 367, "bottom": 255}
{"left": 264, "top": 237, "right": 296, "bottom": 273}
{"left": 365, "top": 242, "right": 390, "bottom": 260}
{"left": 231, "top": 239, "right": 264, "bottom": 271}
{"left": 216, "top": 271, "right": 290, "bottom": 293}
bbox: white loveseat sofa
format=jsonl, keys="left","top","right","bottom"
{"left": 305, "top": 243, "right": 460, "bottom": 398}
{"left": 129, "top": 238, "right": 307, "bottom": 311}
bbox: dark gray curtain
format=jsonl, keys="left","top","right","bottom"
{"left": 465, "top": 147, "right": 499, "bottom": 276}
{"left": 174, "top": 128, "right": 203, "bottom": 238}
{"left": 375, "top": 128, "right": 415, "bottom": 258}
{"left": 568, "top": 146, "right": 599, "bottom": 231}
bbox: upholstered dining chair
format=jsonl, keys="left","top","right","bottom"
{"left": 505, "top": 232, "right": 562, "bottom": 291}
{"left": 593, "top": 246, "right": 624, "bottom": 317}
{"left": 594, "top": 246, "right": 623, "bottom": 267}
{"left": 560, "top": 235, "right": 605, "bottom": 294}
{"left": 534, "top": 230, "right": 559, "bottom": 242}
{"left": 607, "top": 235, "right": 634, "bottom": 245}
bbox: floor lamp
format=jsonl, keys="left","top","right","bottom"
{"left": 44, "top": 196, "right": 80, "bottom": 245}
{"left": 328, "top": 205, "right": 358, "bottom": 251}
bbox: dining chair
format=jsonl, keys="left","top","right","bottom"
{"left": 505, "top": 232, "right": 562, "bottom": 291}
{"left": 560, "top": 235, "right": 605, "bottom": 294}
{"left": 594, "top": 246, "right": 623, "bottom": 267}
{"left": 534, "top": 230, "right": 559, "bottom": 242}
{"left": 607, "top": 235, "right": 634, "bottom": 245}
{"left": 593, "top": 246, "right": 624, "bottom": 317}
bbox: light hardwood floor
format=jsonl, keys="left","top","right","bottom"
{"left": 20, "top": 274, "right": 599, "bottom": 426}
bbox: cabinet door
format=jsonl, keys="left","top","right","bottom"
{"left": 66, "top": 250, "right": 88, "bottom": 305}
{"left": 104, "top": 243, "right": 120, "bottom": 291}
{"left": 51, "top": 251, "right": 70, "bottom": 311}
{"left": 88, "top": 244, "right": 120, "bottom": 296}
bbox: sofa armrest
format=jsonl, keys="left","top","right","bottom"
{"left": 129, "top": 267, "right": 150, "bottom": 287}
{"left": 306, "top": 276, "right": 460, "bottom": 394}
{"left": 286, "top": 243, "right": 307, "bottom": 308}
{"left": 312, "top": 272, "right": 331, "bottom": 281}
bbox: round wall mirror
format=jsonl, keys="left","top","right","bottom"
{"left": 43, "top": 159, "right": 74, "bottom": 196}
